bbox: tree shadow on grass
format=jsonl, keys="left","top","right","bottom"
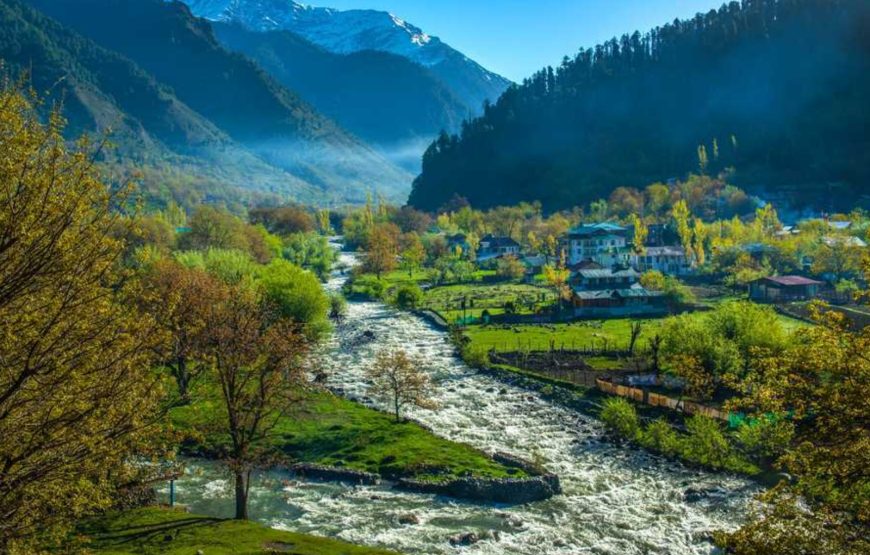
{"left": 94, "top": 516, "right": 223, "bottom": 547}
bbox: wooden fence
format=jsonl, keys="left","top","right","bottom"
{"left": 595, "top": 379, "right": 729, "bottom": 421}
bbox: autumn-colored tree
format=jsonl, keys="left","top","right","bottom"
{"left": 639, "top": 270, "right": 667, "bottom": 291}
{"left": 367, "top": 349, "right": 438, "bottom": 422}
{"left": 812, "top": 240, "right": 862, "bottom": 279}
{"left": 497, "top": 255, "right": 526, "bottom": 281}
{"left": 202, "top": 283, "right": 310, "bottom": 520}
{"left": 140, "top": 259, "right": 224, "bottom": 402}
{"left": 364, "top": 223, "right": 400, "bottom": 278}
{"left": 672, "top": 200, "right": 692, "bottom": 261}
{"left": 543, "top": 263, "right": 571, "bottom": 310}
{"left": 249, "top": 206, "right": 315, "bottom": 235}
{"left": 692, "top": 217, "right": 708, "bottom": 266}
{"left": 645, "top": 183, "right": 670, "bottom": 217}
{"left": 720, "top": 303, "right": 870, "bottom": 554}
{"left": 399, "top": 232, "right": 426, "bottom": 278}
{"left": 630, "top": 214, "right": 648, "bottom": 254}
{"left": 0, "top": 85, "right": 165, "bottom": 549}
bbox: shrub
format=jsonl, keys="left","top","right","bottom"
{"left": 735, "top": 416, "right": 794, "bottom": 462}
{"left": 352, "top": 274, "right": 386, "bottom": 299}
{"left": 600, "top": 397, "right": 640, "bottom": 439}
{"left": 639, "top": 418, "right": 681, "bottom": 457}
{"left": 461, "top": 345, "right": 490, "bottom": 368}
{"left": 682, "top": 415, "right": 731, "bottom": 469}
{"left": 394, "top": 284, "right": 424, "bottom": 310}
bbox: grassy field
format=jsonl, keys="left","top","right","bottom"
{"left": 172, "top": 387, "right": 520, "bottom": 482}
{"left": 423, "top": 282, "right": 552, "bottom": 321}
{"left": 76, "top": 507, "right": 398, "bottom": 555}
{"left": 462, "top": 310, "right": 808, "bottom": 369}
{"left": 463, "top": 319, "right": 661, "bottom": 353}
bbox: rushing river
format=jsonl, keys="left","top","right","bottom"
{"left": 163, "top": 251, "right": 756, "bottom": 554}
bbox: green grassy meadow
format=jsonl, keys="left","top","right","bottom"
{"left": 172, "top": 387, "right": 520, "bottom": 482}
{"left": 77, "top": 507, "right": 399, "bottom": 555}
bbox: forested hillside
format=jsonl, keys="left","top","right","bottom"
{"left": 212, "top": 22, "right": 470, "bottom": 170}
{"left": 409, "top": 0, "right": 870, "bottom": 213}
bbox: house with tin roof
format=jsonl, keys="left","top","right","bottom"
{"left": 748, "top": 275, "right": 823, "bottom": 302}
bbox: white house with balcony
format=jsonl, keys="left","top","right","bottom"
{"left": 563, "top": 223, "right": 630, "bottom": 267}
{"left": 630, "top": 246, "right": 692, "bottom": 276}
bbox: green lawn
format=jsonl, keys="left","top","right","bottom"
{"left": 172, "top": 388, "right": 521, "bottom": 482}
{"left": 75, "top": 507, "right": 399, "bottom": 555}
{"left": 423, "top": 282, "right": 552, "bottom": 321}
{"left": 463, "top": 319, "right": 660, "bottom": 353}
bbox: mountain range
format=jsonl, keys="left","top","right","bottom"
{"left": 408, "top": 0, "right": 870, "bottom": 213}
{"left": 0, "top": 0, "right": 511, "bottom": 207}
{"left": 181, "top": 0, "right": 511, "bottom": 117}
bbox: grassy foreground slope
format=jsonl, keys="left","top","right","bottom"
{"left": 173, "top": 388, "right": 521, "bottom": 482}
{"left": 77, "top": 507, "right": 399, "bottom": 555}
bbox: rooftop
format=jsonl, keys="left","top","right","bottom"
{"left": 758, "top": 275, "right": 823, "bottom": 286}
{"left": 481, "top": 235, "right": 520, "bottom": 248}
{"left": 576, "top": 268, "right": 640, "bottom": 279}
{"left": 568, "top": 222, "right": 627, "bottom": 237}
{"left": 573, "top": 287, "right": 664, "bottom": 300}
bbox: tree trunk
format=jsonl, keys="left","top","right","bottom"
{"left": 234, "top": 471, "right": 248, "bottom": 520}
{"left": 394, "top": 397, "right": 401, "bottom": 422}
{"left": 176, "top": 358, "right": 189, "bottom": 402}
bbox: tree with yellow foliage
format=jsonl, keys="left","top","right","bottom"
{"left": 631, "top": 214, "right": 648, "bottom": 255}
{"left": 0, "top": 84, "right": 165, "bottom": 550}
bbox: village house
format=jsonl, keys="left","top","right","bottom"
{"left": 477, "top": 234, "right": 520, "bottom": 262}
{"left": 563, "top": 223, "right": 631, "bottom": 267}
{"left": 446, "top": 233, "right": 470, "bottom": 254}
{"left": 571, "top": 267, "right": 640, "bottom": 290}
{"left": 630, "top": 246, "right": 692, "bottom": 276}
{"left": 748, "top": 275, "right": 823, "bottom": 303}
{"left": 567, "top": 265, "right": 667, "bottom": 317}
{"left": 822, "top": 235, "right": 868, "bottom": 248}
{"left": 571, "top": 287, "right": 667, "bottom": 318}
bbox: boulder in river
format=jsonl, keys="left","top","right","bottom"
{"left": 449, "top": 532, "right": 480, "bottom": 546}
{"left": 398, "top": 513, "right": 420, "bottom": 525}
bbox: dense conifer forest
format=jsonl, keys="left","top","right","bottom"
{"left": 408, "top": 0, "right": 870, "bottom": 213}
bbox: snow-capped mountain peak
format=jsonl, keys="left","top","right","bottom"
{"left": 182, "top": 0, "right": 445, "bottom": 65}
{"left": 178, "top": 0, "right": 511, "bottom": 114}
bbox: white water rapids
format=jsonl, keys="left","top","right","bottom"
{"left": 164, "top": 251, "right": 756, "bottom": 554}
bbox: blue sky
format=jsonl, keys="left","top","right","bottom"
{"left": 316, "top": 0, "right": 725, "bottom": 82}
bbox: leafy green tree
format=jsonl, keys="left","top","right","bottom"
{"left": 258, "top": 259, "right": 329, "bottom": 340}
{"left": 281, "top": 232, "right": 336, "bottom": 280}
{"left": 639, "top": 270, "right": 666, "bottom": 291}
{"left": 706, "top": 301, "right": 788, "bottom": 377}
{"left": 734, "top": 417, "right": 794, "bottom": 463}
{"left": 394, "top": 283, "right": 424, "bottom": 310}
{"left": 399, "top": 232, "right": 426, "bottom": 278}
